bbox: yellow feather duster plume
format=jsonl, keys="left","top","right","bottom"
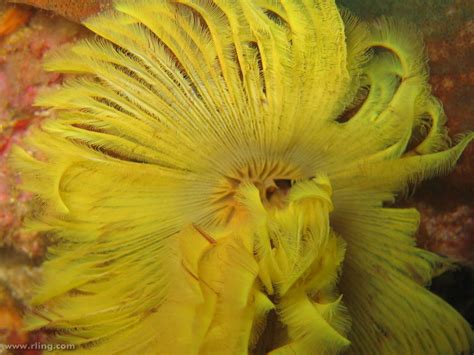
{"left": 10, "top": 0, "right": 473, "bottom": 354}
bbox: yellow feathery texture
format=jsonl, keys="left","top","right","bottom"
{"left": 9, "top": 0, "right": 473, "bottom": 354}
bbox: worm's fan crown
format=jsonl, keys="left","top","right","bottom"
{"left": 11, "top": 0, "right": 473, "bottom": 354}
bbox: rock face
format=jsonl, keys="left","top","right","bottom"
{"left": 427, "top": 20, "right": 474, "bottom": 191}
{"left": 8, "top": 0, "right": 112, "bottom": 22}
{"left": 339, "top": 0, "right": 474, "bottom": 327}
{"left": 1, "top": 6, "right": 88, "bottom": 257}
{"left": 0, "top": 4, "right": 88, "bottom": 350}
{"left": 341, "top": 0, "right": 474, "bottom": 266}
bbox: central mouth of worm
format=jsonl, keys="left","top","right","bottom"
{"left": 210, "top": 161, "right": 301, "bottom": 225}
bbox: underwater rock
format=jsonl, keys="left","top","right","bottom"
{"left": 0, "top": 6, "right": 87, "bottom": 259}
{"left": 7, "top": 0, "right": 112, "bottom": 23}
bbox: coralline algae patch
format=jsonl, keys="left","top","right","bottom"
{"left": 0, "top": 4, "right": 88, "bottom": 351}
{"left": 0, "top": 5, "right": 87, "bottom": 256}
{"left": 0, "top": 267, "right": 43, "bottom": 355}
{"left": 0, "top": 5, "right": 32, "bottom": 37}
{"left": 426, "top": 19, "right": 474, "bottom": 188}
{"left": 411, "top": 12, "right": 474, "bottom": 269}
{"left": 416, "top": 198, "right": 474, "bottom": 266}
{"left": 7, "top": 0, "right": 112, "bottom": 23}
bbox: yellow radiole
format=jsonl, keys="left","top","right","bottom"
{"left": 11, "top": 0, "right": 473, "bottom": 354}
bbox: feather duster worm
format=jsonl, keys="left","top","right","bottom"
{"left": 10, "top": 0, "right": 474, "bottom": 354}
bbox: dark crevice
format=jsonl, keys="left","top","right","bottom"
{"left": 263, "top": 9, "right": 288, "bottom": 28}
{"left": 265, "top": 179, "right": 292, "bottom": 205}
{"left": 71, "top": 123, "right": 107, "bottom": 134}
{"left": 253, "top": 300, "right": 287, "bottom": 354}
{"left": 430, "top": 268, "right": 474, "bottom": 325}
{"left": 265, "top": 185, "right": 277, "bottom": 201}
{"left": 92, "top": 96, "right": 135, "bottom": 117}
{"left": 230, "top": 45, "right": 244, "bottom": 83}
{"left": 336, "top": 84, "right": 370, "bottom": 123}
{"left": 67, "top": 135, "right": 147, "bottom": 164}
{"left": 248, "top": 41, "right": 266, "bottom": 95}
{"left": 404, "top": 113, "right": 435, "bottom": 154}
{"left": 372, "top": 45, "right": 396, "bottom": 56}
{"left": 274, "top": 179, "right": 292, "bottom": 192}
